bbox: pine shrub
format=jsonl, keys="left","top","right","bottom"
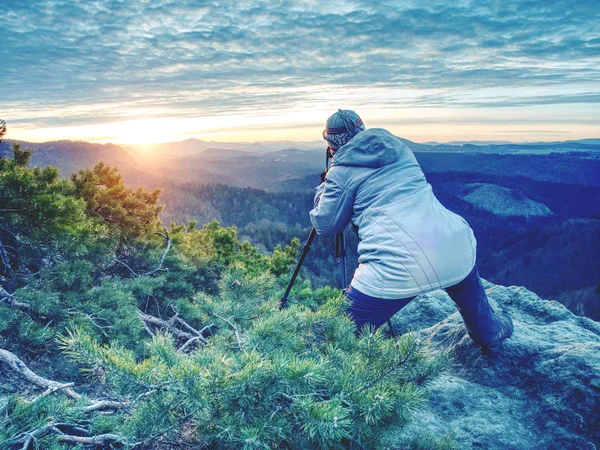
{"left": 0, "top": 146, "right": 452, "bottom": 449}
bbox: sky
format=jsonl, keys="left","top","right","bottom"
{"left": 1, "top": 0, "right": 599, "bottom": 145}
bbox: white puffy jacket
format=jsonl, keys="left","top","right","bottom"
{"left": 309, "top": 128, "right": 476, "bottom": 299}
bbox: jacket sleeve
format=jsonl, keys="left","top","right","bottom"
{"left": 309, "top": 170, "right": 354, "bottom": 236}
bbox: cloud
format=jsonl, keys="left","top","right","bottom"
{"left": 0, "top": 0, "right": 598, "bottom": 137}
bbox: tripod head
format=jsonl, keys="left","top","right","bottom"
{"left": 325, "top": 145, "right": 336, "bottom": 168}
{"left": 321, "top": 146, "right": 335, "bottom": 183}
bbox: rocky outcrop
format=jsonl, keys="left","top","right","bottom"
{"left": 391, "top": 281, "right": 600, "bottom": 450}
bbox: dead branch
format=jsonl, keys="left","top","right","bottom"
{"left": 143, "top": 228, "right": 172, "bottom": 276}
{"left": 11, "top": 425, "right": 125, "bottom": 448}
{"left": 114, "top": 258, "right": 139, "bottom": 276}
{"left": 199, "top": 324, "right": 216, "bottom": 337}
{"left": 31, "top": 383, "right": 76, "bottom": 404}
{"left": 177, "top": 323, "right": 215, "bottom": 352}
{"left": 0, "top": 348, "right": 131, "bottom": 414}
{"left": 212, "top": 312, "right": 243, "bottom": 349}
{"left": 137, "top": 310, "right": 195, "bottom": 340}
{"left": 178, "top": 336, "right": 204, "bottom": 353}
{"left": 111, "top": 228, "right": 171, "bottom": 278}
{"left": 138, "top": 310, "right": 211, "bottom": 349}
{"left": 0, "top": 348, "right": 81, "bottom": 400}
{"left": 57, "top": 433, "right": 125, "bottom": 445}
{"left": 82, "top": 399, "right": 129, "bottom": 413}
{"left": 0, "top": 286, "right": 32, "bottom": 312}
{"left": 171, "top": 315, "right": 203, "bottom": 336}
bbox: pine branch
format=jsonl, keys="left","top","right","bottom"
{"left": 354, "top": 335, "right": 420, "bottom": 395}
{"left": 111, "top": 228, "right": 171, "bottom": 277}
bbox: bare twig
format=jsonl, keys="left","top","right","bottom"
{"left": 137, "top": 310, "right": 196, "bottom": 341}
{"left": 212, "top": 313, "right": 243, "bottom": 349}
{"left": 171, "top": 315, "right": 201, "bottom": 336}
{"left": 176, "top": 322, "right": 217, "bottom": 351}
{"left": 11, "top": 425, "right": 125, "bottom": 448}
{"left": 143, "top": 228, "right": 172, "bottom": 276}
{"left": 81, "top": 399, "right": 129, "bottom": 413}
{"left": 178, "top": 336, "right": 204, "bottom": 352}
{"left": 111, "top": 228, "right": 171, "bottom": 278}
{"left": 138, "top": 310, "right": 213, "bottom": 350}
{"left": 31, "top": 383, "right": 76, "bottom": 404}
{"left": 0, "top": 286, "right": 31, "bottom": 312}
{"left": 113, "top": 258, "right": 139, "bottom": 276}
{"left": 199, "top": 324, "right": 216, "bottom": 337}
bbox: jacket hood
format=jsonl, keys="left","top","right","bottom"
{"left": 332, "top": 128, "right": 402, "bottom": 168}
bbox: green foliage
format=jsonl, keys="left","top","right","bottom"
{"left": 0, "top": 144, "right": 97, "bottom": 278}
{"left": 59, "top": 266, "right": 449, "bottom": 449}
{"left": 269, "top": 237, "right": 300, "bottom": 277}
{"left": 71, "top": 162, "right": 162, "bottom": 244}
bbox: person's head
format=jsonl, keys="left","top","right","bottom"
{"left": 322, "top": 109, "right": 365, "bottom": 154}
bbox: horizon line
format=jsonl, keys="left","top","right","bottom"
{"left": 3, "top": 135, "right": 599, "bottom": 148}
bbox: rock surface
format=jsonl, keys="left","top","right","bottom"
{"left": 391, "top": 281, "right": 600, "bottom": 450}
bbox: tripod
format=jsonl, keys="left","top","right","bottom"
{"left": 280, "top": 147, "right": 346, "bottom": 308}
{"left": 279, "top": 148, "right": 395, "bottom": 336}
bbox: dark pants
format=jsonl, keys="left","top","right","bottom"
{"left": 343, "top": 264, "right": 501, "bottom": 346}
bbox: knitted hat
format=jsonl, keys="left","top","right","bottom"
{"left": 322, "top": 109, "right": 365, "bottom": 150}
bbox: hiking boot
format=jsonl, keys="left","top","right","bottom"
{"left": 480, "top": 313, "right": 514, "bottom": 357}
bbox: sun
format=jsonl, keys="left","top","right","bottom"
{"left": 108, "top": 118, "right": 179, "bottom": 145}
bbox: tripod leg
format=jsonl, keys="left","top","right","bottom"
{"left": 335, "top": 231, "right": 348, "bottom": 287}
{"left": 387, "top": 320, "right": 396, "bottom": 338}
{"left": 280, "top": 228, "right": 318, "bottom": 309}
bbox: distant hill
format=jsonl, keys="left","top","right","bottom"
{"left": 0, "top": 140, "right": 137, "bottom": 173}
{"left": 402, "top": 138, "right": 600, "bottom": 154}
{"left": 2, "top": 135, "right": 598, "bottom": 319}
{"left": 198, "top": 148, "right": 250, "bottom": 159}
{"left": 126, "top": 138, "right": 322, "bottom": 162}
{"left": 461, "top": 183, "right": 553, "bottom": 217}
{"left": 4, "top": 137, "right": 599, "bottom": 189}
{"left": 0, "top": 139, "right": 159, "bottom": 187}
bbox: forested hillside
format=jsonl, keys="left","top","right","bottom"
{"left": 4, "top": 138, "right": 600, "bottom": 190}
{"left": 0, "top": 140, "right": 452, "bottom": 449}
{"left": 2, "top": 136, "right": 598, "bottom": 319}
